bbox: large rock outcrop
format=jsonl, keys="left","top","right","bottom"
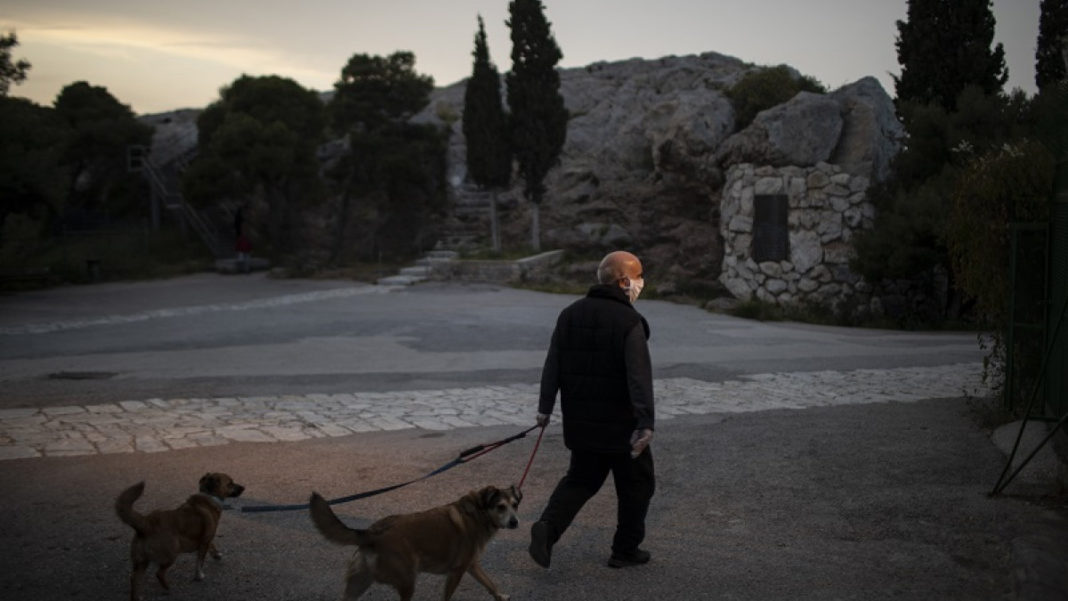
{"left": 416, "top": 53, "right": 902, "bottom": 288}
{"left": 144, "top": 52, "right": 904, "bottom": 293}
{"left": 716, "top": 92, "right": 843, "bottom": 168}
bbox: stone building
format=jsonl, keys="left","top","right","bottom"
{"left": 719, "top": 163, "right": 875, "bottom": 311}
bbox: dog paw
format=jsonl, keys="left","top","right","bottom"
{"left": 211, "top": 551, "right": 222, "bottom": 560}
{"left": 496, "top": 595, "right": 510, "bottom": 601}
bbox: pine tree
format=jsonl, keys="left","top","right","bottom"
{"left": 463, "top": 15, "right": 512, "bottom": 252}
{"left": 1036, "top": 0, "right": 1068, "bottom": 91}
{"left": 0, "top": 31, "right": 31, "bottom": 96}
{"left": 506, "top": 0, "right": 567, "bottom": 252}
{"left": 893, "top": 0, "right": 1007, "bottom": 111}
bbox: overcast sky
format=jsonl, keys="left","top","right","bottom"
{"left": 1, "top": 0, "right": 1044, "bottom": 115}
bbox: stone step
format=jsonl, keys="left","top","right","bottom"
{"left": 376, "top": 274, "right": 426, "bottom": 286}
{"left": 399, "top": 265, "right": 430, "bottom": 277}
{"left": 415, "top": 257, "right": 456, "bottom": 266}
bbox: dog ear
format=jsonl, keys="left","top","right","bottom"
{"left": 510, "top": 484, "right": 523, "bottom": 504}
{"left": 199, "top": 473, "right": 218, "bottom": 494}
{"left": 478, "top": 486, "right": 500, "bottom": 509}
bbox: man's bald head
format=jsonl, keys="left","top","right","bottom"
{"left": 597, "top": 251, "right": 643, "bottom": 286}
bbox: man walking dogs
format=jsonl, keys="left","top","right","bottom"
{"left": 530, "top": 250, "right": 656, "bottom": 569}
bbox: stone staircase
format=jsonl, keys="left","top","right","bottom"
{"left": 376, "top": 250, "right": 458, "bottom": 286}
{"left": 374, "top": 185, "right": 517, "bottom": 286}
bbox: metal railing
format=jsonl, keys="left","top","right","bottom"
{"left": 131, "top": 144, "right": 225, "bottom": 258}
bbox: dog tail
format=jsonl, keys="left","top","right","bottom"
{"left": 115, "top": 481, "right": 149, "bottom": 536}
{"left": 308, "top": 492, "right": 370, "bottom": 547}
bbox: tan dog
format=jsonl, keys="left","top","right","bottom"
{"left": 115, "top": 472, "right": 245, "bottom": 601}
{"left": 309, "top": 485, "right": 521, "bottom": 601}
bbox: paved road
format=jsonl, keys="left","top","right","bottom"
{"left": 1, "top": 274, "right": 1064, "bottom": 600}
{"left": 0, "top": 272, "right": 986, "bottom": 404}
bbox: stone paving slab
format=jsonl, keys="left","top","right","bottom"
{"left": 0, "top": 363, "right": 990, "bottom": 460}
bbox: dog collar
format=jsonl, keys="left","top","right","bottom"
{"left": 200, "top": 493, "right": 225, "bottom": 509}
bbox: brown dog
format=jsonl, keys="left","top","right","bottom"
{"left": 309, "top": 485, "right": 521, "bottom": 601}
{"left": 115, "top": 472, "right": 245, "bottom": 601}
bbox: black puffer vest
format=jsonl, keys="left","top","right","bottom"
{"left": 555, "top": 284, "right": 650, "bottom": 452}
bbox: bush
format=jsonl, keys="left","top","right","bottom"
{"left": 0, "top": 216, "right": 213, "bottom": 290}
{"left": 946, "top": 139, "right": 1055, "bottom": 404}
{"left": 726, "top": 65, "right": 827, "bottom": 131}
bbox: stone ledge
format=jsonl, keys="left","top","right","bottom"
{"left": 429, "top": 249, "right": 565, "bottom": 283}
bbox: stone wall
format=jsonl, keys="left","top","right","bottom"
{"left": 719, "top": 162, "right": 875, "bottom": 310}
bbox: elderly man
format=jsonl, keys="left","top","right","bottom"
{"left": 529, "top": 250, "right": 655, "bottom": 569}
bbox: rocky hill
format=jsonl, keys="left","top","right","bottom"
{"left": 144, "top": 52, "right": 904, "bottom": 297}
{"left": 414, "top": 52, "right": 903, "bottom": 291}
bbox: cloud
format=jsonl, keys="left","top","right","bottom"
{"left": 8, "top": 18, "right": 336, "bottom": 88}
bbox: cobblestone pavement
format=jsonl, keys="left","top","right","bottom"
{"left": 0, "top": 362, "right": 989, "bottom": 461}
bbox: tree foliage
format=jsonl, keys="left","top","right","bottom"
{"left": 330, "top": 51, "right": 434, "bottom": 134}
{"left": 506, "top": 0, "right": 567, "bottom": 250}
{"left": 945, "top": 139, "right": 1055, "bottom": 396}
{"left": 464, "top": 15, "right": 512, "bottom": 189}
{"left": 854, "top": 0, "right": 1013, "bottom": 318}
{"left": 0, "top": 97, "right": 70, "bottom": 235}
{"left": 183, "top": 75, "right": 324, "bottom": 257}
{"left": 1036, "top": 0, "right": 1068, "bottom": 91}
{"left": 53, "top": 81, "right": 154, "bottom": 218}
{"left": 851, "top": 87, "right": 1028, "bottom": 292}
{"left": 726, "top": 65, "right": 826, "bottom": 131}
{"left": 327, "top": 52, "right": 444, "bottom": 262}
{"left": 463, "top": 15, "right": 512, "bottom": 252}
{"left": 893, "top": 0, "right": 1007, "bottom": 114}
{"left": 947, "top": 140, "right": 1055, "bottom": 327}
{"left": 0, "top": 31, "right": 30, "bottom": 96}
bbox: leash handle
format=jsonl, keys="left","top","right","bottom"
{"left": 458, "top": 425, "right": 536, "bottom": 459}
{"left": 518, "top": 424, "right": 546, "bottom": 491}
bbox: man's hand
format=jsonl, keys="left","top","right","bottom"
{"left": 630, "top": 428, "right": 653, "bottom": 458}
{"left": 536, "top": 413, "right": 551, "bottom": 427}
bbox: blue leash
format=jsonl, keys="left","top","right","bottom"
{"left": 240, "top": 425, "right": 538, "bottom": 514}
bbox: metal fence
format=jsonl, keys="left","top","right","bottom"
{"left": 1047, "top": 199, "right": 1068, "bottom": 419}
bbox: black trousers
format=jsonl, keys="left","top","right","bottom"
{"left": 538, "top": 446, "right": 655, "bottom": 554}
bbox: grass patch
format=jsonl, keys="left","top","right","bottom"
{"left": 1, "top": 220, "right": 213, "bottom": 291}
{"left": 511, "top": 280, "right": 588, "bottom": 296}
{"left": 460, "top": 246, "right": 544, "bottom": 261}
{"left": 308, "top": 260, "right": 409, "bottom": 284}
{"left": 724, "top": 296, "right": 904, "bottom": 329}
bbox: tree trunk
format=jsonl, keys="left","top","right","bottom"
{"left": 331, "top": 174, "right": 355, "bottom": 264}
{"left": 489, "top": 189, "right": 500, "bottom": 252}
{"left": 530, "top": 201, "right": 541, "bottom": 252}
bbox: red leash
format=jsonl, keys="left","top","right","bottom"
{"left": 518, "top": 424, "right": 546, "bottom": 491}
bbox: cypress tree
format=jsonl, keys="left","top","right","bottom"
{"left": 506, "top": 0, "right": 567, "bottom": 252}
{"left": 1036, "top": 0, "right": 1068, "bottom": 91}
{"left": 893, "top": 0, "right": 1007, "bottom": 111}
{"left": 463, "top": 15, "right": 512, "bottom": 251}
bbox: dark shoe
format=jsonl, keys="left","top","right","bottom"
{"left": 608, "top": 548, "right": 651, "bottom": 568}
{"left": 529, "top": 521, "right": 552, "bottom": 568}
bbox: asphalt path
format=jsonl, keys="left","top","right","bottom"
{"left": 0, "top": 273, "right": 985, "bottom": 407}
{"left": 0, "top": 273, "right": 1064, "bottom": 600}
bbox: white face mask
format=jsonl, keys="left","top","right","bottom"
{"left": 623, "top": 277, "right": 644, "bottom": 303}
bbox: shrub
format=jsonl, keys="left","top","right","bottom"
{"left": 726, "top": 65, "right": 827, "bottom": 131}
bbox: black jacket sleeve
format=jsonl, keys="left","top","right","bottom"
{"left": 624, "top": 321, "right": 654, "bottom": 430}
{"left": 538, "top": 327, "right": 560, "bottom": 415}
